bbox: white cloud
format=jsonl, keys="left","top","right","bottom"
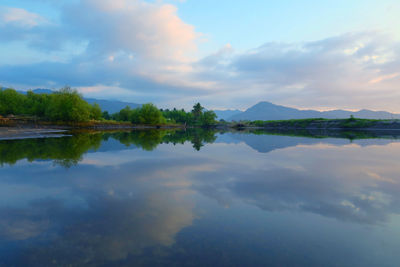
{"left": 63, "top": 0, "right": 197, "bottom": 63}
{"left": 0, "top": 2, "right": 399, "bottom": 111}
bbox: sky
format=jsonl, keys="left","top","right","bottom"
{"left": 0, "top": 0, "right": 399, "bottom": 111}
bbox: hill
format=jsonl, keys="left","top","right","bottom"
{"left": 228, "top": 101, "right": 400, "bottom": 121}
{"left": 213, "top": 109, "right": 242, "bottom": 120}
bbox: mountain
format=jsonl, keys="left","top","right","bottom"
{"left": 213, "top": 109, "right": 243, "bottom": 120}
{"left": 23, "top": 89, "right": 141, "bottom": 114}
{"left": 84, "top": 98, "right": 140, "bottom": 113}
{"left": 31, "top": 89, "right": 53, "bottom": 94}
{"left": 228, "top": 101, "right": 400, "bottom": 121}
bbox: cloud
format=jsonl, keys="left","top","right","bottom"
{"left": 61, "top": 0, "right": 197, "bottom": 63}
{"left": 189, "top": 138, "right": 400, "bottom": 225}
{"left": 194, "top": 32, "right": 400, "bottom": 111}
{"left": 0, "top": 6, "right": 46, "bottom": 28}
{"left": 0, "top": 1, "right": 399, "bottom": 111}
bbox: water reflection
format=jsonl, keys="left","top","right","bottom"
{"left": 1, "top": 129, "right": 400, "bottom": 266}
{"left": 0, "top": 154, "right": 199, "bottom": 265}
{"left": 0, "top": 129, "right": 218, "bottom": 167}
{"left": 1, "top": 128, "right": 399, "bottom": 168}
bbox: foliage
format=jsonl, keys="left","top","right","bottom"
{"left": 112, "top": 102, "right": 217, "bottom": 126}
{"left": 162, "top": 108, "right": 194, "bottom": 125}
{"left": 113, "top": 104, "right": 166, "bottom": 125}
{"left": 132, "top": 103, "right": 166, "bottom": 125}
{"left": 45, "top": 87, "right": 92, "bottom": 122}
{"left": 0, "top": 87, "right": 104, "bottom": 122}
{"left": 90, "top": 103, "right": 102, "bottom": 120}
{"left": 201, "top": 110, "right": 217, "bottom": 126}
{"left": 102, "top": 111, "right": 111, "bottom": 120}
{"left": 192, "top": 102, "right": 204, "bottom": 121}
{"left": 0, "top": 87, "right": 216, "bottom": 126}
{"left": 0, "top": 88, "right": 26, "bottom": 115}
{"left": 161, "top": 103, "right": 217, "bottom": 126}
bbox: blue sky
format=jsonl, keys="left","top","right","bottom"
{"left": 175, "top": 0, "right": 400, "bottom": 52}
{"left": 0, "top": 0, "right": 400, "bottom": 111}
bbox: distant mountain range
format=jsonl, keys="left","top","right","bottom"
{"left": 213, "top": 109, "right": 242, "bottom": 120}
{"left": 21, "top": 89, "right": 141, "bottom": 114}
{"left": 215, "top": 101, "right": 400, "bottom": 121}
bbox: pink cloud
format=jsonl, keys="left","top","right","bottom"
{"left": 0, "top": 6, "right": 45, "bottom": 28}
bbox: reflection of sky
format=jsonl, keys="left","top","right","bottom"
{"left": 1, "top": 133, "right": 400, "bottom": 266}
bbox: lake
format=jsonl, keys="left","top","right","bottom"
{"left": 1, "top": 129, "right": 400, "bottom": 266}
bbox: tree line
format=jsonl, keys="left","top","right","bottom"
{"left": 0, "top": 87, "right": 217, "bottom": 125}
{"left": 107, "top": 102, "right": 216, "bottom": 126}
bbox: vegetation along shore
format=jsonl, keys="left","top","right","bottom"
{"left": 0, "top": 86, "right": 217, "bottom": 129}
{"left": 1, "top": 86, "right": 400, "bottom": 134}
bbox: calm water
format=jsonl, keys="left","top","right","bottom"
{"left": 1, "top": 129, "right": 400, "bottom": 266}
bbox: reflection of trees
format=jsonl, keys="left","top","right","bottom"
{"left": 163, "top": 128, "right": 217, "bottom": 151}
{"left": 0, "top": 133, "right": 103, "bottom": 167}
{"left": 95, "top": 129, "right": 217, "bottom": 152}
{"left": 110, "top": 130, "right": 167, "bottom": 151}
{"left": 0, "top": 129, "right": 218, "bottom": 167}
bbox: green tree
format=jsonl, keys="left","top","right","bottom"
{"left": 26, "top": 91, "right": 50, "bottom": 117}
{"left": 200, "top": 110, "right": 217, "bottom": 126}
{"left": 0, "top": 88, "right": 26, "bottom": 115}
{"left": 118, "top": 106, "right": 132, "bottom": 121}
{"left": 45, "top": 87, "right": 92, "bottom": 122}
{"left": 102, "top": 111, "right": 111, "bottom": 120}
{"left": 192, "top": 103, "right": 204, "bottom": 122}
{"left": 90, "top": 103, "right": 102, "bottom": 120}
{"left": 136, "top": 103, "right": 166, "bottom": 125}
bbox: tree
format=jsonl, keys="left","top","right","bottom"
{"left": 102, "top": 111, "right": 111, "bottom": 120}
{"left": 135, "top": 103, "right": 166, "bottom": 125}
{"left": 90, "top": 103, "right": 102, "bottom": 120}
{"left": 0, "top": 88, "right": 26, "bottom": 115}
{"left": 26, "top": 91, "right": 50, "bottom": 117}
{"left": 200, "top": 110, "right": 217, "bottom": 126}
{"left": 45, "top": 87, "right": 92, "bottom": 122}
{"left": 192, "top": 103, "right": 204, "bottom": 122}
{"left": 118, "top": 106, "right": 132, "bottom": 121}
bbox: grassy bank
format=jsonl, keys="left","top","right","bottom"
{"left": 229, "top": 118, "right": 400, "bottom": 130}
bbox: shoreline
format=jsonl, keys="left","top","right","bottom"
{"left": 0, "top": 124, "right": 186, "bottom": 140}
{"left": 0, "top": 127, "right": 69, "bottom": 140}
{"left": 3, "top": 118, "right": 400, "bottom": 141}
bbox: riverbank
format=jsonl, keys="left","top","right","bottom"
{"left": 4, "top": 118, "right": 400, "bottom": 141}
{"left": 231, "top": 118, "right": 400, "bottom": 131}
{"left": 0, "top": 124, "right": 187, "bottom": 140}
{"left": 0, "top": 119, "right": 186, "bottom": 140}
{"left": 0, "top": 117, "right": 186, "bottom": 129}
{"left": 0, "top": 127, "right": 69, "bottom": 140}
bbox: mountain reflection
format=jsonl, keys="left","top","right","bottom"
{"left": 1, "top": 128, "right": 399, "bottom": 168}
